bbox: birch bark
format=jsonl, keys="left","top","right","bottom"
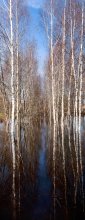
{"left": 10, "top": 0, "right": 16, "bottom": 216}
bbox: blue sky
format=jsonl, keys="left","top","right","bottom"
{"left": 25, "top": 0, "right": 85, "bottom": 75}
{"left": 25, "top": 0, "right": 65, "bottom": 75}
{"left": 0, "top": 0, "right": 47, "bottom": 75}
{"left": 24, "top": 0, "right": 48, "bottom": 75}
{"left": 28, "top": 6, "right": 48, "bottom": 75}
{"left": 27, "top": 0, "right": 45, "bottom": 9}
{"left": 0, "top": 0, "right": 84, "bottom": 76}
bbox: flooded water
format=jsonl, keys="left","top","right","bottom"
{"left": 0, "top": 118, "right": 85, "bottom": 220}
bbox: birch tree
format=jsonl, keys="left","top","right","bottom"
{"left": 9, "top": 0, "right": 16, "bottom": 217}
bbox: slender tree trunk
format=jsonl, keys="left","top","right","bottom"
{"left": 61, "top": 1, "right": 67, "bottom": 209}
{"left": 16, "top": 0, "right": 21, "bottom": 214}
{"left": 79, "top": 3, "right": 84, "bottom": 204}
{"left": 50, "top": 1, "right": 56, "bottom": 218}
{"left": 10, "top": 0, "right": 16, "bottom": 217}
{"left": 16, "top": 0, "right": 20, "bottom": 148}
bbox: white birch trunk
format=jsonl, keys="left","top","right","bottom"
{"left": 10, "top": 0, "right": 16, "bottom": 217}
{"left": 79, "top": 3, "right": 84, "bottom": 204}
{"left": 16, "top": 0, "right": 20, "bottom": 147}
{"left": 50, "top": 1, "right": 56, "bottom": 218}
{"left": 16, "top": 0, "right": 20, "bottom": 214}
{"left": 61, "top": 1, "right": 67, "bottom": 208}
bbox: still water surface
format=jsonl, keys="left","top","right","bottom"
{"left": 0, "top": 119, "right": 85, "bottom": 220}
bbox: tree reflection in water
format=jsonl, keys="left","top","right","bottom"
{"left": 0, "top": 119, "right": 85, "bottom": 220}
